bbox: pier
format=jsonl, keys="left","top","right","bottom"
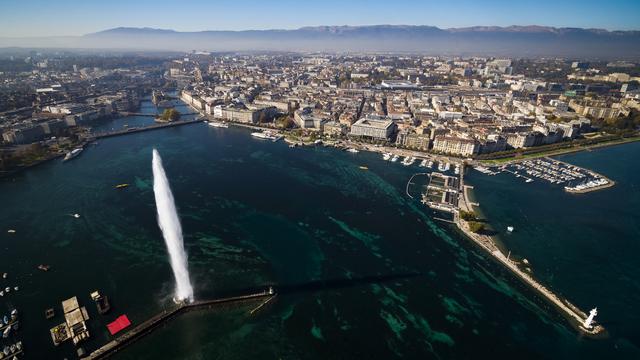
{"left": 82, "top": 289, "right": 275, "bottom": 360}
{"left": 91, "top": 119, "right": 203, "bottom": 140}
{"left": 455, "top": 171, "right": 605, "bottom": 336}
{"left": 405, "top": 172, "right": 429, "bottom": 199}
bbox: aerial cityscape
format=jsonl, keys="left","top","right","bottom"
{"left": 0, "top": 0, "right": 639, "bottom": 359}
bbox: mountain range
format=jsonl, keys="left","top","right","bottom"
{"left": 1, "top": 25, "right": 639, "bottom": 58}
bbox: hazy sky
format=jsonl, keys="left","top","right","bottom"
{"left": 1, "top": 0, "right": 639, "bottom": 37}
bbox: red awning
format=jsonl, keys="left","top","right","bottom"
{"left": 107, "top": 315, "right": 131, "bottom": 335}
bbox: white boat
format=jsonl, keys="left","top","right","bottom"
{"left": 437, "top": 162, "right": 446, "bottom": 171}
{"left": 402, "top": 156, "right": 415, "bottom": 166}
{"left": 427, "top": 161, "right": 434, "bottom": 168}
{"left": 507, "top": 226, "right": 514, "bottom": 233}
{"left": 251, "top": 131, "right": 282, "bottom": 142}
{"left": 444, "top": 162, "right": 451, "bottom": 171}
{"left": 346, "top": 148, "right": 359, "bottom": 153}
{"left": 207, "top": 121, "right": 228, "bottom": 128}
{"left": 63, "top": 147, "right": 83, "bottom": 162}
{"left": 419, "top": 159, "right": 427, "bottom": 167}
{"left": 382, "top": 153, "right": 392, "bottom": 161}
{"left": 391, "top": 155, "right": 399, "bottom": 162}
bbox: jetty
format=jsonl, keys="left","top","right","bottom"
{"left": 454, "top": 169, "right": 605, "bottom": 336}
{"left": 405, "top": 172, "right": 429, "bottom": 199}
{"left": 82, "top": 288, "right": 275, "bottom": 359}
{"left": 415, "top": 164, "right": 605, "bottom": 335}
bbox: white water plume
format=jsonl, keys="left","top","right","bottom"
{"left": 152, "top": 148, "right": 194, "bottom": 302}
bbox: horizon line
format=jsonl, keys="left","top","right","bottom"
{"left": 2, "top": 23, "right": 639, "bottom": 39}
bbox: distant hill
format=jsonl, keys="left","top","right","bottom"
{"left": 1, "top": 25, "right": 639, "bottom": 58}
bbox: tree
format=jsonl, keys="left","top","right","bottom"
{"left": 459, "top": 210, "right": 477, "bottom": 221}
{"left": 276, "top": 115, "right": 295, "bottom": 129}
{"left": 160, "top": 108, "right": 181, "bottom": 122}
{"left": 468, "top": 221, "right": 485, "bottom": 234}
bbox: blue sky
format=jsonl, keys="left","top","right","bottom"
{"left": 1, "top": 0, "right": 638, "bottom": 37}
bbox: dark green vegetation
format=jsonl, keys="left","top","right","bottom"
{"left": 159, "top": 108, "right": 181, "bottom": 121}
{"left": 459, "top": 210, "right": 477, "bottom": 222}
{"left": 468, "top": 221, "right": 485, "bottom": 233}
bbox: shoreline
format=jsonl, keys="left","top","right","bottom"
{"left": 456, "top": 169, "right": 606, "bottom": 337}
{"left": 478, "top": 135, "right": 640, "bottom": 166}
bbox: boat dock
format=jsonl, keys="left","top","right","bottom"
{"left": 82, "top": 289, "right": 275, "bottom": 359}
{"left": 91, "top": 119, "right": 203, "bottom": 139}
{"left": 422, "top": 172, "right": 459, "bottom": 213}
{"left": 455, "top": 172, "right": 605, "bottom": 336}
{"left": 406, "top": 172, "right": 429, "bottom": 199}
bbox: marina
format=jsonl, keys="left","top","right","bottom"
{"left": 474, "top": 158, "right": 614, "bottom": 193}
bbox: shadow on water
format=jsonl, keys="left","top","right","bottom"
{"left": 208, "top": 272, "right": 423, "bottom": 299}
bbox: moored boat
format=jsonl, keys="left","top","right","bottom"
{"left": 207, "top": 121, "right": 229, "bottom": 128}
{"left": 63, "top": 147, "right": 83, "bottom": 162}
{"left": 251, "top": 131, "right": 283, "bottom": 142}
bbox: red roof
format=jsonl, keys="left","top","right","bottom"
{"left": 107, "top": 315, "right": 131, "bottom": 335}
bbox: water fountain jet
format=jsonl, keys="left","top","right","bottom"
{"left": 152, "top": 149, "right": 194, "bottom": 302}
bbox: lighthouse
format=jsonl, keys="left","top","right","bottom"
{"left": 583, "top": 307, "right": 598, "bottom": 329}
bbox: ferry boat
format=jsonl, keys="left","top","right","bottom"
{"left": 251, "top": 131, "right": 283, "bottom": 142}
{"left": 63, "top": 147, "right": 83, "bottom": 162}
{"left": 207, "top": 121, "right": 229, "bottom": 128}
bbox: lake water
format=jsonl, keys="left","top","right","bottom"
{"left": 0, "top": 107, "right": 638, "bottom": 359}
